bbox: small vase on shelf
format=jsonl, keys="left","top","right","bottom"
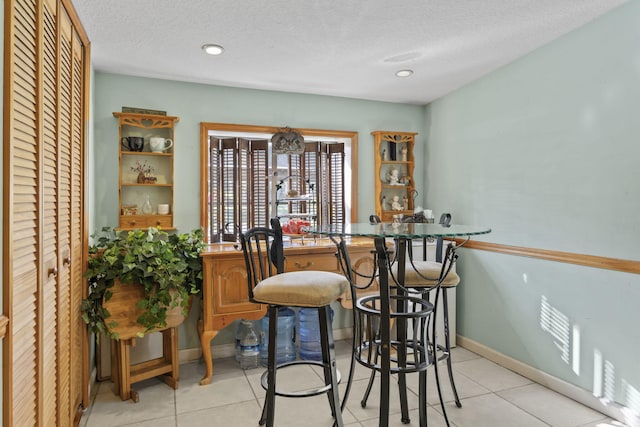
{"left": 141, "top": 194, "right": 153, "bottom": 215}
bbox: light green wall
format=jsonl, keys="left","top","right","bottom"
{"left": 425, "top": 1, "right": 639, "bottom": 411}
{"left": 92, "top": 73, "right": 425, "bottom": 346}
{"left": 93, "top": 73, "right": 425, "bottom": 231}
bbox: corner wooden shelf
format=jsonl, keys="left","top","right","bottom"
{"left": 372, "top": 131, "right": 417, "bottom": 221}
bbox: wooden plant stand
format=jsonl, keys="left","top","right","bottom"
{"left": 103, "top": 280, "right": 188, "bottom": 402}
{"left": 110, "top": 327, "right": 179, "bottom": 402}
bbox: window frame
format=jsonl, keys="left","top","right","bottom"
{"left": 200, "top": 122, "right": 359, "bottom": 243}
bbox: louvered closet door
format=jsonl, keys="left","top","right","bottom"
{"left": 2, "top": 0, "right": 89, "bottom": 425}
{"left": 42, "top": 0, "right": 60, "bottom": 424}
{"left": 56, "top": 9, "right": 75, "bottom": 425}
{"left": 57, "top": 10, "right": 73, "bottom": 420}
{"left": 4, "top": 0, "right": 40, "bottom": 425}
{"left": 69, "top": 20, "right": 87, "bottom": 422}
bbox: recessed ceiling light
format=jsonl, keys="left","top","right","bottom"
{"left": 202, "top": 44, "right": 224, "bottom": 56}
{"left": 396, "top": 69, "right": 413, "bottom": 78}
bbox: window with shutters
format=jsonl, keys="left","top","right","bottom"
{"left": 200, "top": 124, "right": 357, "bottom": 243}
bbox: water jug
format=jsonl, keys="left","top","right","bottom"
{"left": 235, "top": 319, "right": 253, "bottom": 362}
{"left": 299, "top": 306, "right": 334, "bottom": 361}
{"left": 259, "top": 307, "right": 296, "bottom": 366}
{"left": 238, "top": 320, "right": 259, "bottom": 370}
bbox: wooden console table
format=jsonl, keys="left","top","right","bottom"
{"left": 198, "top": 238, "right": 377, "bottom": 385}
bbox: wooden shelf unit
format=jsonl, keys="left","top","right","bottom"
{"left": 372, "top": 131, "right": 417, "bottom": 222}
{"left": 114, "top": 112, "right": 179, "bottom": 230}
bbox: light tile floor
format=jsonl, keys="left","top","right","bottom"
{"left": 80, "top": 341, "right": 626, "bottom": 426}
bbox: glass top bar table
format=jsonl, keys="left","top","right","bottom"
{"left": 306, "top": 222, "right": 491, "bottom": 426}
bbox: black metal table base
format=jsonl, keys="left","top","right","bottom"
{"left": 333, "top": 234, "right": 460, "bottom": 427}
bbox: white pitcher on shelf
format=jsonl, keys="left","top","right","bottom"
{"left": 149, "top": 137, "right": 173, "bottom": 153}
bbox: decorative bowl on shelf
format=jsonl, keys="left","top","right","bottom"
{"left": 281, "top": 219, "right": 311, "bottom": 234}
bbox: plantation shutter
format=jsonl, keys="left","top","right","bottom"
{"left": 204, "top": 134, "right": 344, "bottom": 242}
{"left": 324, "top": 142, "right": 345, "bottom": 227}
{"left": 249, "top": 140, "right": 269, "bottom": 229}
{"left": 220, "top": 137, "right": 237, "bottom": 241}
{"left": 207, "top": 137, "right": 269, "bottom": 242}
{"left": 238, "top": 139, "right": 250, "bottom": 233}
{"left": 207, "top": 136, "right": 222, "bottom": 242}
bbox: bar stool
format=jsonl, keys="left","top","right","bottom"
{"left": 401, "top": 251, "right": 461, "bottom": 401}
{"left": 403, "top": 219, "right": 462, "bottom": 403}
{"left": 240, "top": 218, "right": 348, "bottom": 427}
{"left": 391, "top": 215, "right": 462, "bottom": 427}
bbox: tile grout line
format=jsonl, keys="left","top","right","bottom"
{"left": 174, "top": 383, "right": 178, "bottom": 427}
{"left": 490, "top": 392, "right": 554, "bottom": 427}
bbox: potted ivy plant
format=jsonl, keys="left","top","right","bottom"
{"left": 82, "top": 226, "right": 205, "bottom": 339}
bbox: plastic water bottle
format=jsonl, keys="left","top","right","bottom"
{"left": 235, "top": 319, "right": 252, "bottom": 362}
{"left": 238, "top": 320, "right": 260, "bottom": 370}
{"left": 259, "top": 307, "right": 296, "bottom": 366}
{"left": 299, "top": 306, "right": 334, "bottom": 361}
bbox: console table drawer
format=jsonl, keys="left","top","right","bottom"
{"left": 285, "top": 253, "right": 338, "bottom": 272}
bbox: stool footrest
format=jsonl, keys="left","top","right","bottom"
{"left": 260, "top": 360, "right": 342, "bottom": 398}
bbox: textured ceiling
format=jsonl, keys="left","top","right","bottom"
{"left": 73, "top": 0, "right": 626, "bottom": 105}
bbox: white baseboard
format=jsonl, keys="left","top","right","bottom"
{"left": 178, "top": 327, "right": 354, "bottom": 363}
{"left": 457, "top": 335, "right": 639, "bottom": 427}
{"left": 84, "top": 366, "right": 97, "bottom": 411}
{"left": 178, "top": 346, "right": 205, "bottom": 363}
{"left": 332, "top": 327, "right": 354, "bottom": 342}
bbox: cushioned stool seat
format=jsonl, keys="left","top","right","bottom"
{"left": 393, "top": 260, "right": 460, "bottom": 287}
{"left": 254, "top": 271, "right": 347, "bottom": 307}
{"left": 393, "top": 243, "right": 464, "bottom": 411}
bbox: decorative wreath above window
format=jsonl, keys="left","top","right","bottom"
{"left": 271, "top": 127, "right": 305, "bottom": 155}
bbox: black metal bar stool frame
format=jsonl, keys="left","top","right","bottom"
{"left": 240, "top": 219, "right": 344, "bottom": 427}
